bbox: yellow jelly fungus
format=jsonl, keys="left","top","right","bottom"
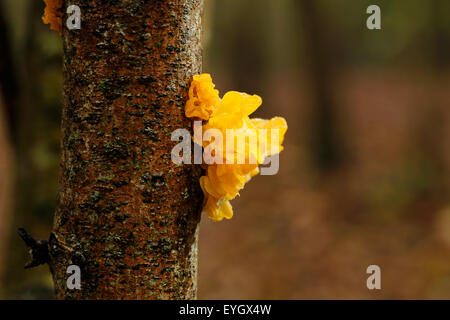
{"left": 185, "top": 74, "right": 288, "bottom": 222}
{"left": 185, "top": 74, "right": 221, "bottom": 120}
{"left": 42, "top": 0, "right": 64, "bottom": 35}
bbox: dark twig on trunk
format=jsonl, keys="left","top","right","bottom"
{"left": 18, "top": 227, "right": 50, "bottom": 269}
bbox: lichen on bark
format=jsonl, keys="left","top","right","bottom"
{"left": 48, "top": 0, "right": 204, "bottom": 299}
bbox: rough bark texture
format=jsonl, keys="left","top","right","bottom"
{"left": 50, "top": 0, "right": 204, "bottom": 299}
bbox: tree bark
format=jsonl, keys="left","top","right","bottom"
{"left": 46, "top": 0, "right": 203, "bottom": 299}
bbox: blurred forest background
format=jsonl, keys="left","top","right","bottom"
{"left": 0, "top": 0, "right": 450, "bottom": 299}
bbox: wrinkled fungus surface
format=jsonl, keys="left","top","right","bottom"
{"left": 42, "top": 0, "right": 63, "bottom": 35}
{"left": 185, "top": 74, "right": 220, "bottom": 120}
{"left": 185, "top": 74, "right": 288, "bottom": 221}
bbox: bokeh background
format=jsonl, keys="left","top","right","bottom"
{"left": 1, "top": 0, "right": 450, "bottom": 299}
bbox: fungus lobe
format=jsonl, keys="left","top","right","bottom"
{"left": 42, "top": 0, "right": 64, "bottom": 35}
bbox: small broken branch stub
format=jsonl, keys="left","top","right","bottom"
{"left": 18, "top": 227, "right": 50, "bottom": 269}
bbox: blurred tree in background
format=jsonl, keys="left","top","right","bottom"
{"left": 1, "top": 0, "right": 61, "bottom": 298}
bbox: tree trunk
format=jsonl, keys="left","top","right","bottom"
{"left": 298, "top": 0, "right": 341, "bottom": 173}
{"left": 0, "top": 96, "right": 14, "bottom": 292}
{"left": 47, "top": 0, "right": 203, "bottom": 299}
{"left": 0, "top": 5, "right": 19, "bottom": 142}
{"left": 0, "top": 6, "right": 14, "bottom": 291}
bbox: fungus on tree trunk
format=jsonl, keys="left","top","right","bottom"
{"left": 21, "top": 0, "right": 204, "bottom": 299}
{"left": 22, "top": 0, "right": 288, "bottom": 300}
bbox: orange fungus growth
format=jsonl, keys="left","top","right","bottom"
{"left": 185, "top": 74, "right": 220, "bottom": 120}
{"left": 185, "top": 74, "right": 288, "bottom": 222}
{"left": 42, "top": 0, "right": 64, "bottom": 35}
